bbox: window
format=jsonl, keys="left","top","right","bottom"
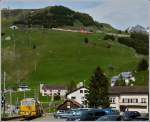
{"left": 84, "top": 90, "right": 88, "bottom": 93}
{"left": 71, "top": 96, "right": 76, "bottom": 99}
{"left": 122, "top": 98, "right": 128, "bottom": 103}
{"left": 109, "top": 97, "right": 115, "bottom": 103}
{"left": 141, "top": 98, "right": 147, "bottom": 103}
{"left": 44, "top": 93, "right": 47, "bottom": 96}
{"left": 122, "top": 98, "right": 138, "bottom": 103}
{"left": 80, "top": 90, "right": 83, "bottom": 93}
{"left": 21, "top": 101, "right": 34, "bottom": 106}
{"left": 128, "top": 99, "right": 132, "bottom": 103}
{"left": 132, "top": 98, "right": 138, "bottom": 103}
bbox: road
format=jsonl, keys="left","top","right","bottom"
{"left": 32, "top": 113, "right": 66, "bottom": 121}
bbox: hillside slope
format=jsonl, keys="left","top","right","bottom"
{"left": 2, "top": 27, "right": 148, "bottom": 89}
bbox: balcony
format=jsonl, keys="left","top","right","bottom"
{"left": 119, "top": 102, "right": 147, "bottom": 106}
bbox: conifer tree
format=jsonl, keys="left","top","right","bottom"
{"left": 86, "top": 66, "right": 110, "bottom": 108}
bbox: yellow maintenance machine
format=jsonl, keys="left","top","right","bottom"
{"left": 20, "top": 98, "right": 43, "bottom": 118}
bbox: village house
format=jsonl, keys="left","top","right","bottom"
{"left": 57, "top": 99, "right": 82, "bottom": 111}
{"left": 66, "top": 86, "right": 149, "bottom": 113}
{"left": 18, "top": 85, "right": 31, "bottom": 91}
{"left": 109, "top": 86, "right": 148, "bottom": 113}
{"left": 111, "top": 71, "right": 135, "bottom": 86}
{"left": 40, "top": 84, "right": 68, "bottom": 97}
{"left": 66, "top": 86, "right": 88, "bottom": 105}
{"left": 9, "top": 25, "right": 18, "bottom": 30}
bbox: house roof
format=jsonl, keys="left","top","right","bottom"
{"left": 57, "top": 99, "right": 81, "bottom": 110}
{"left": 66, "top": 86, "right": 87, "bottom": 96}
{"left": 119, "top": 72, "right": 133, "bottom": 78}
{"left": 67, "top": 86, "right": 148, "bottom": 96}
{"left": 109, "top": 86, "right": 149, "bottom": 95}
{"left": 42, "top": 85, "right": 66, "bottom": 90}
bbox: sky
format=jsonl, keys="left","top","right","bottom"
{"left": 1, "top": 0, "right": 149, "bottom": 30}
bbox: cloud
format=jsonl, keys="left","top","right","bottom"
{"left": 1, "top": 0, "right": 101, "bottom": 9}
{"left": 1, "top": 0, "right": 149, "bottom": 30}
{"left": 82, "top": 0, "right": 149, "bottom": 29}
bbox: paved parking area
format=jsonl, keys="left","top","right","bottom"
{"left": 32, "top": 113, "right": 66, "bottom": 121}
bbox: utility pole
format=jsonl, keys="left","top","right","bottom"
{"left": 2, "top": 93, "right": 6, "bottom": 118}
{"left": 9, "top": 90, "right": 12, "bottom": 117}
{"left": 23, "top": 91, "right": 26, "bottom": 98}
{"left": 37, "top": 86, "right": 39, "bottom": 101}
{"left": 34, "top": 60, "right": 37, "bottom": 72}
{"left": 34, "top": 89, "right": 37, "bottom": 100}
{"left": 83, "top": 80, "right": 86, "bottom": 108}
{"left": 3, "top": 72, "right": 6, "bottom": 91}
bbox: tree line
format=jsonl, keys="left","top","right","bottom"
{"left": 13, "top": 6, "right": 95, "bottom": 28}
{"left": 118, "top": 32, "right": 149, "bottom": 55}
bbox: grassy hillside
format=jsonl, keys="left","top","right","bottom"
{"left": 2, "top": 24, "right": 148, "bottom": 90}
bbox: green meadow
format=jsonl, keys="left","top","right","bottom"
{"left": 2, "top": 26, "right": 148, "bottom": 91}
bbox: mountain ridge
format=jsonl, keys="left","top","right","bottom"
{"left": 2, "top": 6, "right": 117, "bottom": 32}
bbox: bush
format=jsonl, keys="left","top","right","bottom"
{"left": 32, "top": 44, "right": 36, "bottom": 49}
{"left": 106, "top": 43, "right": 112, "bottom": 48}
{"left": 104, "top": 35, "right": 115, "bottom": 41}
{"left": 137, "top": 59, "right": 148, "bottom": 71}
{"left": 54, "top": 94, "right": 61, "bottom": 101}
{"left": 84, "top": 37, "right": 89, "bottom": 44}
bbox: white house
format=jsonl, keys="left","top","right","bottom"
{"left": 66, "top": 86, "right": 88, "bottom": 105}
{"left": 18, "top": 85, "right": 31, "bottom": 91}
{"left": 111, "top": 72, "right": 135, "bottom": 86}
{"left": 66, "top": 86, "right": 149, "bottom": 113}
{"left": 111, "top": 76, "right": 119, "bottom": 87}
{"left": 40, "top": 84, "right": 68, "bottom": 97}
{"left": 109, "top": 86, "right": 149, "bottom": 113}
{"left": 9, "top": 25, "right": 18, "bottom": 30}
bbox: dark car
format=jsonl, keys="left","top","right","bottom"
{"left": 131, "top": 116, "right": 149, "bottom": 121}
{"left": 102, "top": 108, "right": 120, "bottom": 115}
{"left": 123, "top": 111, "right": 141, "bottom": 120}
{"left": 96, "top": 115, "right": 123, "bottom": 121}
{"left": 77, "top": 109, "right": 106, "bottom": 121}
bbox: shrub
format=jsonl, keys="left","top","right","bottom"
{"left": 137, "top": 59, "right": 148, "bottom": 71}
{"left": 84, "top": 37, "right": 89, "bottom": 44}
{"left": 54, "top": 94, "right": 61, "bottom": 101}
{"left": 104, "top": 35, "right": 115, "bottom": 41}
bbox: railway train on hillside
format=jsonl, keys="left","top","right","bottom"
{"left": 19, "top": 98, "right": 43, "bottom": 118}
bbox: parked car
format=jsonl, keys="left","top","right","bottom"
{"left": 66, "top": 108, "right": 89, "bottom": 121}
{"left": 131, "top": 116, "right": 149, "bottom": 121}
{"left": 102, "top": 108, "right": 120, "bottom": 115}
{"left": 53, "top": 110, "right": 66, "bottom": 119}
{"left": 77, "top": 109, "right": 106, "bottom": 121}
{"left": 55, "top": 109, "right": 78, "bottom": 119}
{"left": 123, "top": 111, "right": 141, "bottom": 120}
{"left": 96, "top": 115, "right": 123, "bottom": 121}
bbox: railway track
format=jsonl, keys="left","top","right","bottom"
{"left": 2, "top": 116, "right": 43, "bottom": 121}
{"left": 2, "top": 116, "right": 25, "bottom": 121}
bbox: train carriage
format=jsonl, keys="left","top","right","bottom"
{"left": 20, "top": 98, "right": 43, "bottom": 118}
